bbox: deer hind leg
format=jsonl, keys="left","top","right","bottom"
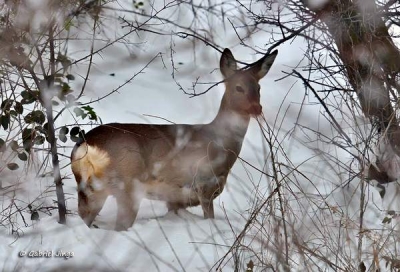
{"left": 78, "top": 189, "right": 108, "bottom": 227}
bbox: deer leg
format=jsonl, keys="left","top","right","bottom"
{"left": 196, "top": 182, "right": 215, "bottom": 219}
{"left": 115, "top": 190, "right": 141, "bottom": 231}
{"left": 199, "top": 197, "right": 214, "bottom": 219}
{"left": 166, "top": 202, "right": 188, "bottom": 214}
{"left": 166, "top": 202, "right": 179, "bottom": 214}
{"left": 197, "top": 175, "right": 226, "bottom": 219}
{"left": 78, "top": 190, "right": 108, "bottom": 227}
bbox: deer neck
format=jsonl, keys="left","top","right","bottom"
{"left": 207, "top": 93, "right": 251, "bottom": 149}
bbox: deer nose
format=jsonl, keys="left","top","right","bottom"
{"left": 250, "top": 104, "right": 262, "bottom": 115}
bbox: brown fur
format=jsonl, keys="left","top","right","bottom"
{"left": 71, "top": 48, "right": 278, "bottom": 230}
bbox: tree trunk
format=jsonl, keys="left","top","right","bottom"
{"left": 45, "top": 102, "right": 67, "bottom": 224}
{"left": 301, "top": 0, "right": 400, "bottom": 182}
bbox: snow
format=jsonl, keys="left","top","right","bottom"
{"left": 1, "top": 0, "right": 399, "bottom": 271}
{"left": 3, "top": 212, "right": 241, "bottom": 271}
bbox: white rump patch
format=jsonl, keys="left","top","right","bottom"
{"left": 71, "top": 143, "right": 111, "bottom": 183}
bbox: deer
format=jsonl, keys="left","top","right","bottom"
{"left": 71, "top": 48, "right": 278, "bottom": 230}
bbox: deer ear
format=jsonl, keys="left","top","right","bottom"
{"left": 220, "top": 48, "right": 237, "bottom": 78}
{"left": 249, "top": 50, "right": 278, "bottom": 80}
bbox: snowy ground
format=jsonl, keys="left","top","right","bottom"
{"left": 1, "top": 1, "right": 397, "bottom": 271}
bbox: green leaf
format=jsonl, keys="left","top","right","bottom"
{"left": 54, "top": 77, "right": 63, "bottom": 84}
{"left": 21, "top": 91, "right": 31, "bottom": 99}
{"left": 87, "top": 114, "right": 95, "bottom": 120}
{"left": 73, "top": 107, "right": 84, "bottom": 117}
{"left": 64, "top": 19, "right": 73, "bottom": 31}
{"left": 70, "top": 128, "right": 84, "bottom": 142}
{"left": 71, "top": 135, "right": 79, "bottom": 142}
{"left": 70, "top": 126, "right": 80, "bottom": 136}
{"left": 246, "top": 260, "right": 254, "bottom": 271}
{"left": 0, "top": 138, "right": 5, "bottom": 152}
{"left": 82, "top": 105, "right": 93, "bottom": 111}
{"left": 22, "top": 128, "right": 33, "bottom": 140}
{"left": 18, "top": 152, "right": 28, "bottom": 161}
{"left": 35, "top": 126, "right": 46, "bottom": 137}
{"left": 62, "top": 82, "right": 71, "bottom": 94}
{"left": 382, "top": 217, "right": 392, "bottom": 224}
{"left": 134, "top": 1, "right": 144, "bottom": 8}
{"left": 7, "top": 163, "right": 19, "bottom": 170}
{"left": 23, "top": 113, "right": 33, "bottom": 124}
{"left": 81, "top": 106, "right": 98, "bottom": 121}
{"left": 377, "top": 184, "right": 385, "bottom": 198}
{"left": 23, "top": 141, "right": 32, "bottom": 152}
{"left": 66, "top": 95, "right": 76, "bottom": 104}
{"left": 59, "top": 134, "right": 67, "bottom": 143}
{"left": 0, "top": 115, "right": 10, "bottom": 130}
{"left": 20, "top": 91, "right": 38, "bottom": 104}
{"left": 56, "top": 54, "right": 72, "bottom": 72}
{"left": 9, "top": 110, "right": 17, "bottom": 117}
{"left": 24, "top": 110, "right": 46, "bottom": 124}
{"left": 22, "top": 128, "right": 33, "bottom": 152}
{"left": 31, "top": 211, "right": 39, "bottom": 221}
{"left": 1, "top": 99, "right": 12, "bottom": 111}
{"left": 9, "top": 140, "right": 19, "bottom": 151}
{"left": 43, "top": 123, "right": 49, "bottom": 132}
{"left": 60, "top": 126, "right": 69, "bottom": 136}
{"left": 56, "top": 54, "right": 69, "bottom": 64}
{"left": 59, "top": 126, "right": 69, "bottom": 143}
{"left": 34, "top": 136, "right": 45, "bottom": 145}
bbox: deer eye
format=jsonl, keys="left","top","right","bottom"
{"left": 236, "top": 86, "right": 244, "bottom": 93}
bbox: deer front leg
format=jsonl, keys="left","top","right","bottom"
{"left": 196, "top": 175, "right": 227, "bottom": 219}
{"left": 115, "top": 190, "right": 141, "bottom": 231}
{"left": 199, "top": 198, "right": 214, "bottom": 219}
